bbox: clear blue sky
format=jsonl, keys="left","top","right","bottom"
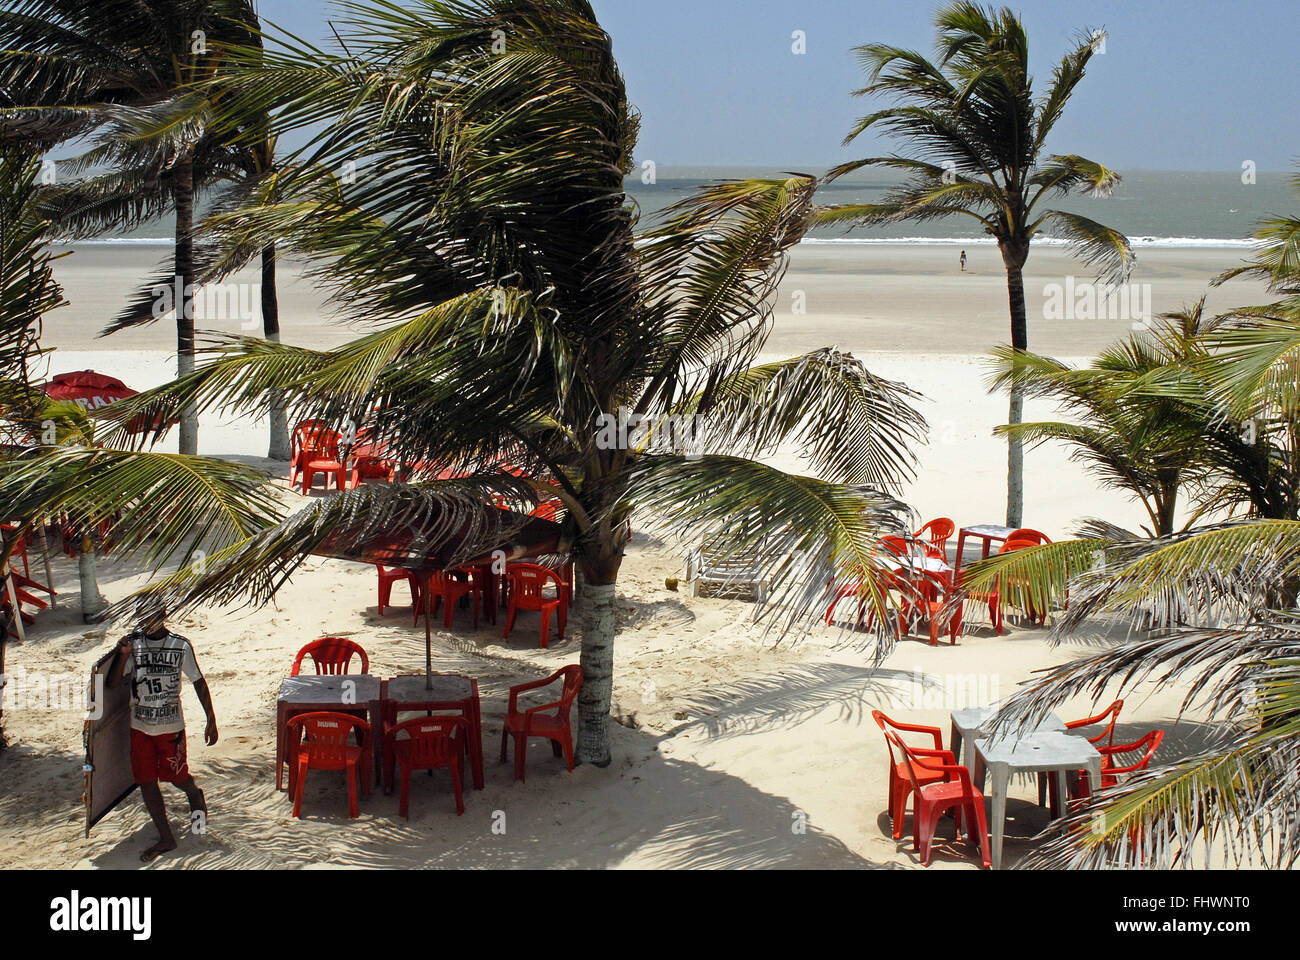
{"left": 258, "top": 0, "right": 1298, "bottom": 171}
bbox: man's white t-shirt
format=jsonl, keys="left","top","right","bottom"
{"left": 121, "top": 631, "right": 204, "bottom": 735}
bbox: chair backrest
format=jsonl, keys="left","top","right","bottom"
{"left": 291, "top": 419, "right": 327, "bottom": 453}
{"left": 884, "top": 730, "right": 944, "bottom": 796}
{"left": 1006, "top": 528, "right": 1051, "bottom": 546}
{"left": 387, "top": 716, "right": 466, "bottom": 768}
{"left": 295, "top": 423, "right": 341, "bottom": 460}
{"left": 438, "top": 567, "right": 479, "bottom": 586}
{"left": 508, "top": 563, "right": 563, "bottom": 605}
{"left": 555, "top": 665, "right": 584, "bottom": 720}
{"left": 698, "top": 535, "right": 764, "bottom": 575}
{"left": 291, "top": 637, "right": 369, "bottom": 677}
{"left": 880, "top": 535, "right": 912, "bottom": 558}
{"left": 871, "top": 709, "right": 939, "bottom": 739}
{"left": 287, "top": 711, "right": 368, "bottom": 767}
{"left": 531, "top": 499, "right": 562, "bottom": 522}
{"left": 1066, "top": 699, "right": 1124, "bottom": 746}
{"left": 915, "top": 518, "right": 955, "bottom": 551}
{"left": 1102, "top": 729, "right": 1164, "bottom": 777}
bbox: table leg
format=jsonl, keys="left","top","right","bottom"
{"left": 1052, "top": 770, "right": 1068, "bottom": 819}
{"left": 954, "top": 531, "right": 968, "bottom": 579}
{"left": 479, "top": 563, "right": 497, "bottom": 625}
{"left": 1087, "top": 758, "right": 1101, "bottom": 795}
{"left": 360, "top": 724, "right": 372, "bottom": 800}
{"left": 972, "top": 747, "right": 987, "bottom": 794}
{"left": 470, "top": 692, "right": 485, "bottom": 790}
{"left": 949, "top": 721, "right": 963, "bottom": 769}
{"left": 370, "top": 700, "right": 384, "bottom": 788}
{"left": 990, "top": 764, "right": 1009, "bottom": 870}
{"left": 275, "top": 697, "right": 283, "bottom": 790}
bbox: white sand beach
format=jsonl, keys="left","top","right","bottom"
{"left": 0, "top": 243, "right": 1262, "bottom": 869}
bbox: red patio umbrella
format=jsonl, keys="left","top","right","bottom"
{"left": 42, "top": 370, "right": 138, "bottom": 410}
{"left": 42, "top": 370, "right": 175, "bottom": 435}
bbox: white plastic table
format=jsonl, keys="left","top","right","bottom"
{"left": 974, "top": 730, "right": 1102, "bottom": 869}
{"left": 949, "top": 706, "right": 1065, "bottom": 770}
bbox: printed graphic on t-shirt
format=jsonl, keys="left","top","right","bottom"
{"left": 122, "top": 632, "right": 203, "bottom": 735}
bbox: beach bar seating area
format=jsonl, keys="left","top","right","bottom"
{"left": 821, "top": 518, "right": 1060, "bottom": 644}
{"left": 874, "top": 704, "right": 1165, "bottom": 869}
{"left": 278, "top": 636, "right": 582, "bottom": 820}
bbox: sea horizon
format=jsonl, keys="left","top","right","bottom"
{"left": 51, "top": 166, "right": 1287, "bottom": 248}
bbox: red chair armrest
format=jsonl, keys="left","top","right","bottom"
{"left": 886, "top": 720, "right": 944, "bottom": 749}
{"left": 523, "top": 700, "right": 564, "bottom": 718}
{"left": 911, "top": 747, "right": 959, "bottom": 775}
{"left": 507, "top": 673, "right": 562, "bottom": 712}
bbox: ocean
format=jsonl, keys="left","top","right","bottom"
{"left": 56, "top": 168, "right": 1290, "bottom": 250}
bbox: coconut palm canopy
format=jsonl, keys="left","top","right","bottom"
{"left": 987, "top": 300, "right": 1237, "bottom": 538}
{"left": 818, "top": 2, "right": 1134, "bottom": 529}
{"left": 48, "top": 0, "right": 930, "bottom": 766}
{"left": 0, "top": 74, "right": 283, "bottom": 607}
{"left": 952, "top": 172, "right": 1300, "bottom": 869}
{"left": 0, "top": 0, "right": 269, "bottom": 454}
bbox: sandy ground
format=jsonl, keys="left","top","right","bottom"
{"left": 0, "top": 243, "right": 1257, "bottom": 869}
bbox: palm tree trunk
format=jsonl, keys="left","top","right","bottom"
{"left": 175, "top": 160, "right": 198, "bottom": 455}
{"left": 1001, "top": 241, "right": 1030, "bottom": 529}
{"left": 261, "top": 243, "right": 290, "bottom": 460}
{"left": 577, "top": 579, "right": 616, "bottom": 767}
{"left": 77, "top": 532, "right": 109, "bottom": 624}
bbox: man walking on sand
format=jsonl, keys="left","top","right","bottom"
{"left": 959, "top": 249, "right": 967, "bottom": 272}
{"left": 109, "top": 599, "right": 217, "bottom": 862}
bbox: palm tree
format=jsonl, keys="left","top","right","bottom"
{"left": 104, "top": 0, "right": 929, "bottom": 766}
{"left": 950, "top": 174, "right": 1300, "bottom": 869}
{"left": 0, "top": 0, "right": 264, "bottom": 455}
{"left": 0, "top": 144, "right": 64, "bottom": 388}
{"left": 0, "top": 141, "right": 278, "bottom": 626}
{"left": 988, "top": 301, "right": 1225, "bottom": 537}
{"left": 819, "top": 2, "right": 1133, "bottom": 527}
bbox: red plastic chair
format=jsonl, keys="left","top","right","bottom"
{"left": 416, "top": 570, "right": 481, "bottom": 629}
{"left": 887, "top": 731, "right": 991, "bottom": 868}
{"left": 1001, "top": 535, "right": 1055, "bottom": 626}
{"left": 297, "top": 424, "right": 347, "bottom": 494}
{"left": 503, "top": 563, "right": 568, "bottom": 648}
{"left": 824, "top": 566, "right": 919, "bottom": 636}
{"left": 1042, "top": 699, "right": 1124, "bottom": 807}
{"left": 289, "top": 419, "right": 327, "bottom": 487}
{"left": 285, "top": 712, "right": 371, "bottom": 818}
{"left": 500, "top": 665, "right": 583, "bottom": 782}
{"left": 880, "top": 535, "right": 912, "bottom": 558}
{"left": 872, "top": 711, "right": 947, "bottom": 839}
{"left": 530, "top": 498, "right": 563, "bottom": 522}
{"left": 1067, "top": 699, "right": 1124, "bottom": 747}
{"left": 956, "top": 538, "right": 1043, "bottom": 637}
{"left": 914, "top": 518, "right": 955, "bottom": 558}
{"left": 921, "top": 577, "right": 962, "bottom": 646}
{"left": 1070, "top": 729, "right": 1165, "bottom": 802}
{"left": 290, "top": 637, "right": 369, "bottom": 676}
{"left": 383, "top": 716, "right": 467, "bottom": 818}
{"left": 377, "top": 565, "right": 416, "bottom": 616}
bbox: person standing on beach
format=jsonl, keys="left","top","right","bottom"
{"left": 959, "top": 250, "right": 967, "bottom": 272}
{"left": 108, "top": 600, "right": 216, "bottom": 862}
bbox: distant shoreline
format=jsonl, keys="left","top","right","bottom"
{"left": 53, "top": 236, "right": 1262, "bottom": 249}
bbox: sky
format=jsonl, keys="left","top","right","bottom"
{"left": 254, "top": 0, "right": 1297, "bottom": 172}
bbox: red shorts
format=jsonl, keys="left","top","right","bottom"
{"left": 131, "top": 729, "right": 190, "bottom": 784}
